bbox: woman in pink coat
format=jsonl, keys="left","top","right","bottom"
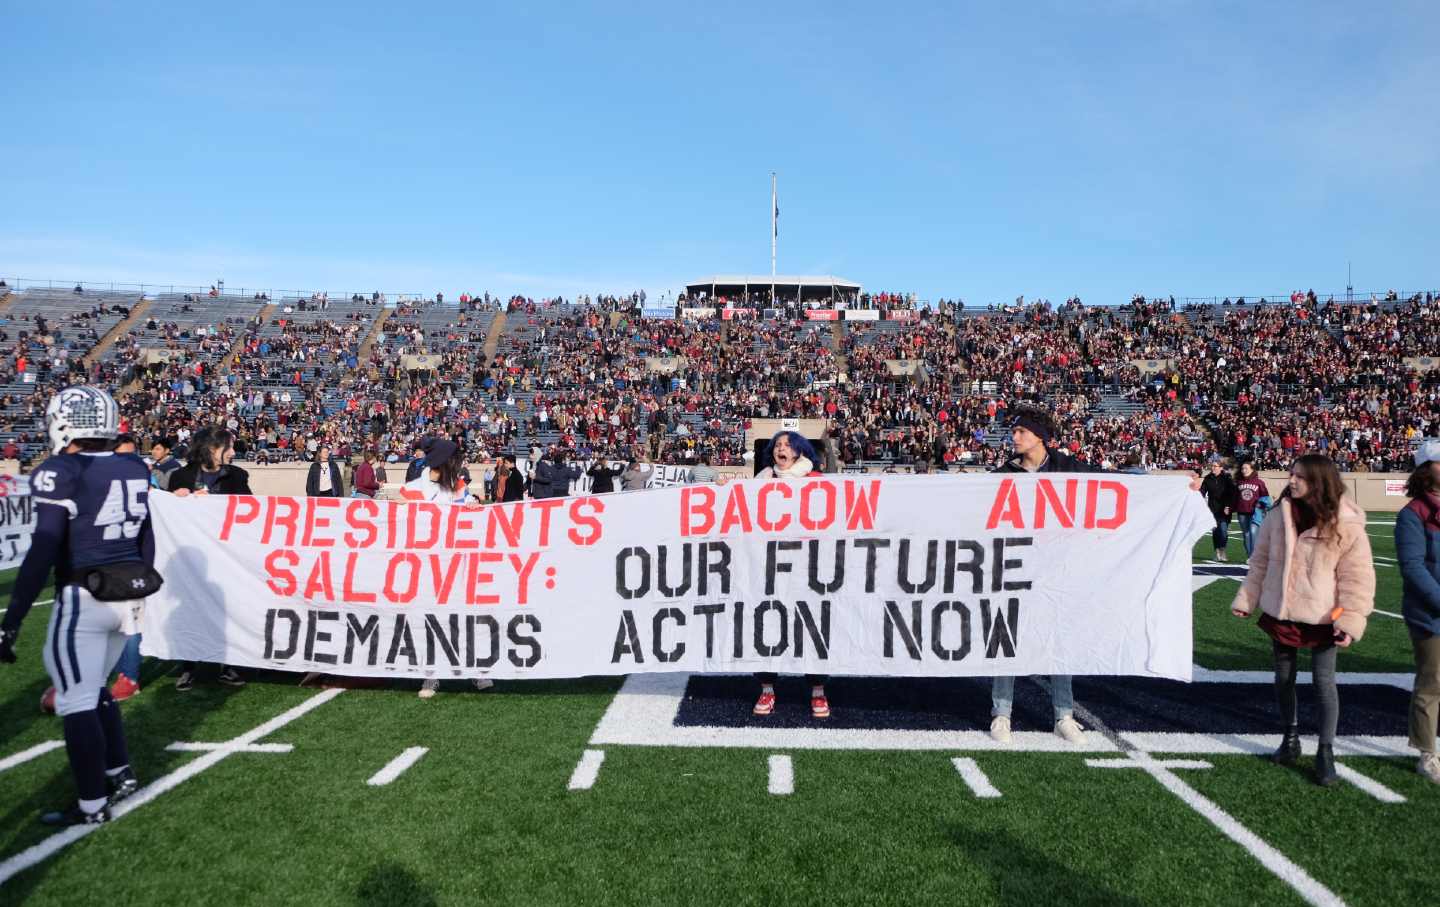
{"left": 1230, "top": 454, "right": 1375, "bottom": 786}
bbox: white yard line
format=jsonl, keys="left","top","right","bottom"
{"left": 367, "top": 747, "right": 429, "bottom": 786}
{"left": 165, "top": 742, "right": 294, "bottom": 754}
{"left": 1125, "top": 750, "right": 1346, "bottom": 907}
{"left": 1334, "top": 763, "right": 1407, "bottom": 803}
{"left": 950, "top": 757, "right": 1002, "bottom": 797}
{"left": 1373, "top": 608, "right": 1404, "bottom": 620}
{"left": 0, "top": 740, "right": 65, "bottom": 774}
{"left": 0, "top": 687, "right": 343, "bottom": 887}
{"left": 566, "top": 749, "right": 606, "bottom": 791}
{"left": 1086, "top": 758, "right": 1212, "bottom": 770}
{"left": 767, "top": 754, "right": 794, "bottom": 795}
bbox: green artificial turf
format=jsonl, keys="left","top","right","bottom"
{"left": 1, "top": 514, "right": 1434, "bottom": 906}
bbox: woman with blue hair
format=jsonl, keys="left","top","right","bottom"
{"left": 752, "top": 430, "right": 832, "bottom": 719}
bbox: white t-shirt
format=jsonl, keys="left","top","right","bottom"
{"left": 403, "top": 473, "right": 471, "bottom": 504}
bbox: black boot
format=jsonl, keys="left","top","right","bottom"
{"left": 1271, "top": 728, "right": 1301, "bottom": 766}
{"left": 1314, "top": 743, "right": 1338, "bottom": 787}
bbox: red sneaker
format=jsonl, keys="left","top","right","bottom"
{"left": 811, "top": 692, "right": 831, "bottom": 719}
{"left": 753, "top": 690, "right": 776, "bottom": 716}
{"left": 110, "top": 675, "right": 140, "bottom": 702}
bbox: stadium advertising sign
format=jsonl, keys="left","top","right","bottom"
{"left": 844, "top": 309, "right": 880, "bottom": 321}
{"left": 721, "top": 308, "right": 757, "bottom": 321}
{"left": 641, "top": 307, "right": 675, "bottom": 319}
{"left": 680, "top": 307, "right": 717, "bottom": 320}
{"left": 805, "top": 310, "right": 840, "bottom": 321}
{"left": 145, "top": 475, "right": 1209, "bottom": 681}
{"left": 0, "top": 474, "right": 35, "bottom": 570}
{"left": 886, "top": 310, "right": 918, "bottom": 321}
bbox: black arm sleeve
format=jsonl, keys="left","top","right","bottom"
{"left": 139, "top": 513, "right": 156, "bottom": 568}
{"left": 1, "top": 504, "right": 66, "bottom": 633}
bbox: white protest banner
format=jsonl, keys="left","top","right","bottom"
{"left": 0, "top": 475, "right": 36, "bottom": 570}
{"left": 142, "top": 475, "right": 1210, "bottom": 681}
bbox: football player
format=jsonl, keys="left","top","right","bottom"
{"left": 0, "top": 386, "right": 157, "bottom": 825}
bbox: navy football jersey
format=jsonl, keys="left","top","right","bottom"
{"left": 28, "top": 451, "right": 151, "bottom": 578}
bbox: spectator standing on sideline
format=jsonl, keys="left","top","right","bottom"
{"left": 751, "top": 430, "right": 831, "bottom": 720}
{"left": 306, "top": 445, "right": 345, "bottom": 498}
{"left": 169, "top": 428, "right": 252, "bottom": 691}
{"left": 1397, "top": 439, "right": 1440, "bottom": 784}
{"left": 405, "top": 438, "right": 432, "bottom": 483}
{"left": 495, "top": 455, "right": 525, "bottom": 502}
{"left": 621, "top": 457, "right": 652, "bottom": 491}
{"left": 401, "top": 439, "right": 493, "bottom": 699}
{"left": 1200, "top": 458, "right": 1238, "bottom": 562}
{"left": 352, "top": 449, "right": 381, "bottom": 499}
{"left": 533, "top": 448, "right": 580, "bottom": 499}
{"left": 587, "top": 459, "right": 624, "bottom": 494}
{"left": 1234, "top": 460, "right": 1271, "bottom": 559}
{"left": 1231, "top": 453, "right": 1374, "bottom": 787}
{"left": 988, "top": 407, "right": 1092, "bottom": 746}
{"left": 689, "top": 454, "right": 719, "bottom": 484}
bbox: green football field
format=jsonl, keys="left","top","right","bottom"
{"left": 0, "top": 513, "right": 1433, "bottom": 906}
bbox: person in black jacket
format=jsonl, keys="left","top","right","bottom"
{"left": 1199, "top": 458, "right": 1239, "bottom": 562}
{"left": 169, "top": 427, "right": 251, "bottom": 690}
{"left": 305, "top": 445, "right": 345, "bottom": 497}
{"left": 988, "top": 407, "right": 1095, "bottom": 746}
{"left": 587, "top": 460, "right": 624, "bottom": 494}
{"left": 533, "top": 448, "right": 581, "bottom": 499}
{"left": 495, "top": 455, "right": 526, "bottom": 502}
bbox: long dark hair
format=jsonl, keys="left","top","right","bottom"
{"left": 430, "top": 450, "right": 464, "bottom": 493}
{"left": 1281, "top": 453, "right": 1345, "bottom": 540}
{"left": 190, "top": 426, "right": 233, "bottom": 471}
{"left": 1406, "top": 462, "right": 1439, "bottom": 499}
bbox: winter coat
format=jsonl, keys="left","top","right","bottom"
{"left": 587, "top": 463, "right": 623, "bottom": 494}
{"left": 306, "top": 461, "right": 346, "bottom": 497}
{"left": 1200, "top": 472, "right": 1238, "bottom": 517}
{"left": 1231, "top": 497, "right": 1375, "bottom": 641}
{"left": 993, "top": 449, "right": 1102, "bottom": 474}
{"left": 1396, "top": 495, "right": 1440, "bottom": 636}
{"left": 353, "top": 461, "right": 380, "bottom": 498}
{"left": 533, "top": 459, "right": 580, "bottom": 498}
{"left": 169, "top": 462, "right": 253, "bottom": 496}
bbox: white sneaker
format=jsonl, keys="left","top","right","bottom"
{"left": 1055, "top": 716, "right": 1086, "bottom": 744}
{"left": 472, "top": 678, "right": 494, "bottom": 691}
{"left": 418, "top": 678, "right": 439, "bottom": 699}
{"left": 1419, "top": 752, "right": 1440, "bottom": 784}
{"left": 989, "top": 715, "right": 1012, "bottom": 744}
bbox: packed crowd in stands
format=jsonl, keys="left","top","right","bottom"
{"left": 1, "top": 280, "right": 1434, "bottom": 473}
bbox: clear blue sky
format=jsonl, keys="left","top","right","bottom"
{"left": 2, "top": 2, "right": 1436, "bottom": 304}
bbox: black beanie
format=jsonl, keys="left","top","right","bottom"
{"left": 1010, "top": 412, "right": 1054, "bottom": 445}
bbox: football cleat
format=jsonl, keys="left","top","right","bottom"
{"left": 107, "top": 768, "right": 140, "bottom": 805}
{"left": 40, "top": 803, "right": 111, "bottom": 827}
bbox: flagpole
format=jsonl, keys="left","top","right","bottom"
{"left": 771, "top": 172, "right": 777, "bottom": 278}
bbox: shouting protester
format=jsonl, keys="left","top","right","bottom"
{"left": 1231, "top": 454, "right": 1375, "bottom": 786}
{"left": 751, "top": 430, "right": 832, "bottom": 720}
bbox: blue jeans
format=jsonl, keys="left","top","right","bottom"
{"left": 114, "top": 634, "right": 142, "bottom": 682}
{"left": 1238, "top": 513, "right": 1258, "bottom": 557}
{"left": 992, "top": 675, "right": 1074, "bottom": 720}
{"left": 1211, "top": 516, "right": 1231, "bottom": 554}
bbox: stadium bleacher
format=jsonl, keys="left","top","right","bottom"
{"left": 1, "top": 284, "right": 1433, "bottom": 472}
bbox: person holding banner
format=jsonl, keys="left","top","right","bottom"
{"left": 401, "top": 439, "right": 495, "bottom": 699}
{"left": 169, "top": 427, "right": 251, "bottom": 691}
{"left": 1230, "top": 453, "right": 1375, "bottom": 787}
{"left": 752, "top": 430, "right": 831, "bottom": 719}
{"left": 988, "top": 408, "right": 1090, "bottom": 745}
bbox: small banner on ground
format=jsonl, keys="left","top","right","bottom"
{"left": 143, "top": 475, "right": 1210, "bottom": 681}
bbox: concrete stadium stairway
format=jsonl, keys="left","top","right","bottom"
{"left": 356, "top": 306, "right": 394, "bottom": 361}
{"left": 481, "top": 309, "right": 507, "bottom": 361}
{"left": 82, "top": 298, "right": 154, "bottom": 366}
{"left": 220, "top": 302, "right": 277, "bottom": 374}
